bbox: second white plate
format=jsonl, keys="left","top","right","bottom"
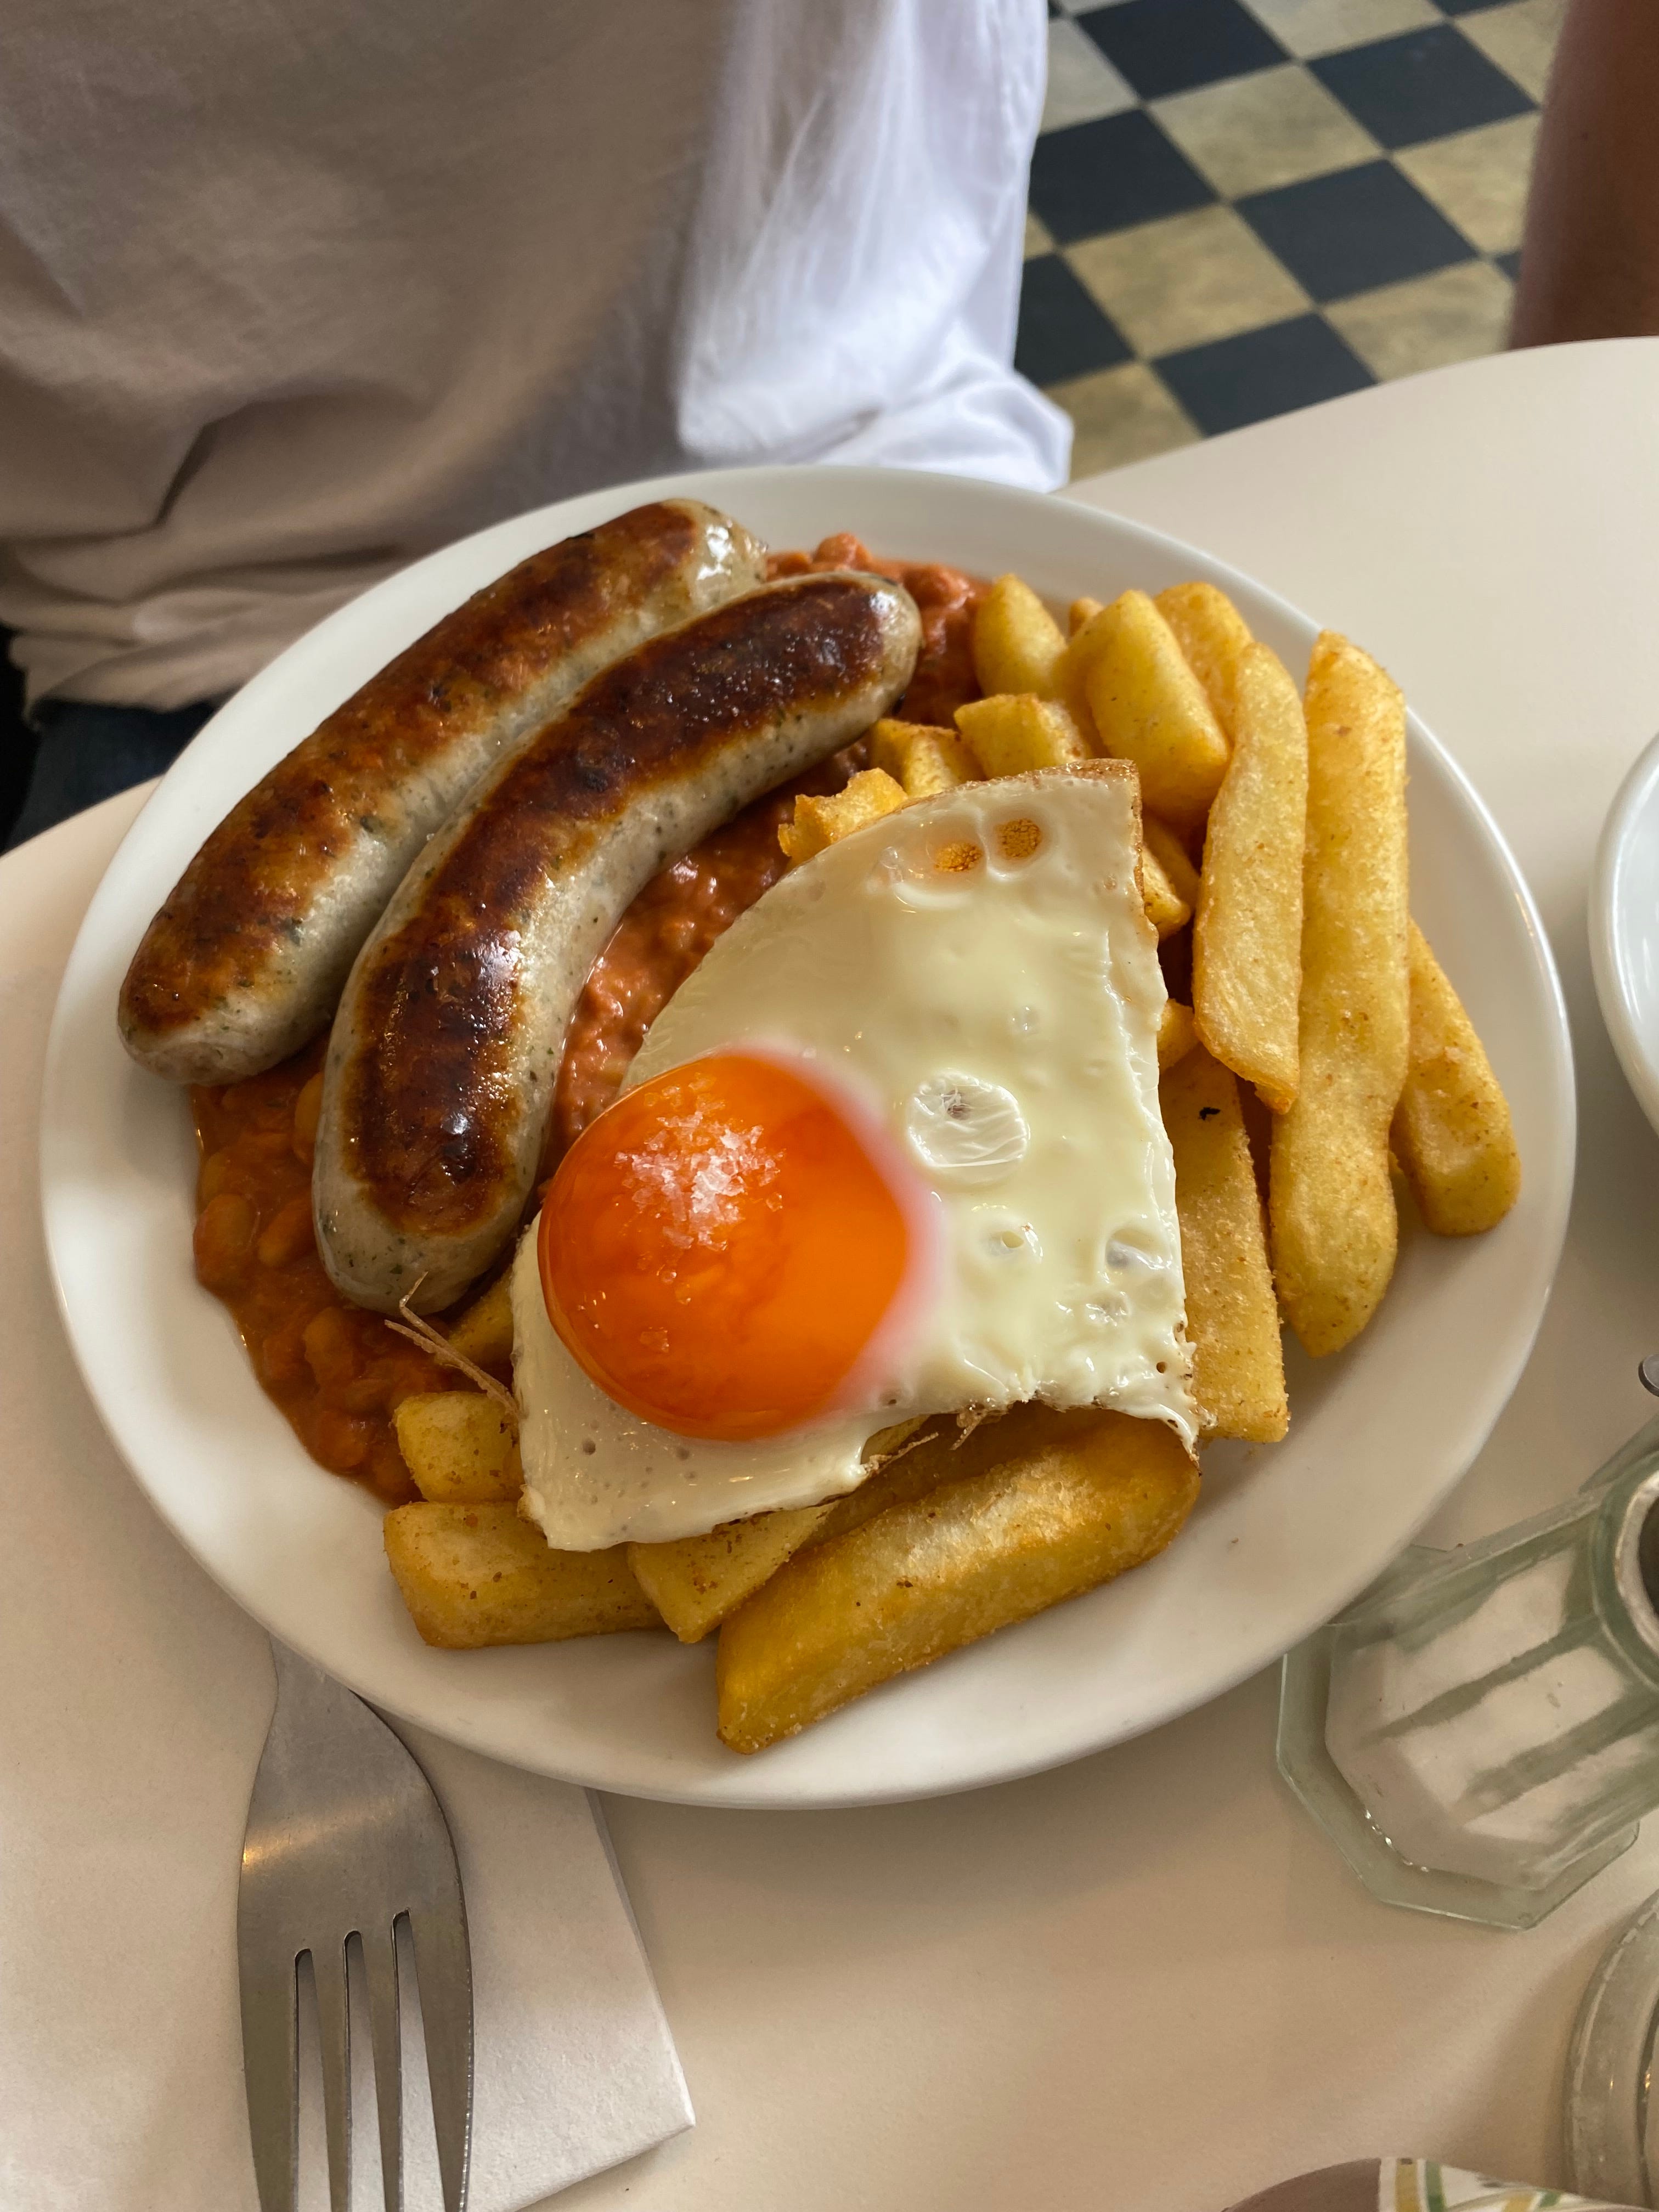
{"left": 40, "top": 462, "right": 1574, "bottom": 1808}
{"left": 1592, "top": 730, "right": 1659, "bottom": 1138}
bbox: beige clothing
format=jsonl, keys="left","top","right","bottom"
{"left": 0, "top": 0, "right": 1065, "bottom": 709}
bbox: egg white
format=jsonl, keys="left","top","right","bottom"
{"left": 517, "top": 766, "right": 1195, "bottom": 1551}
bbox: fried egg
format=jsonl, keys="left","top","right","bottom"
{"left": 515, "top": 764, "right": 1194, "bottom": 1550}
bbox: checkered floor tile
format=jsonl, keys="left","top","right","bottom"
{"left": 1023, "top": 0, "right": 1562, "bottom": 476}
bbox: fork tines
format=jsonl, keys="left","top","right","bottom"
{"left": 239, "top": 1643, "right": 473, "bottom": 2212}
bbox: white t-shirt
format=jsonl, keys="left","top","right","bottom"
{"left": 0, "top": 0, "right": 1067, "bottom": 709}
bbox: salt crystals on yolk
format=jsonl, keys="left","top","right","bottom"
{"left": 538, "top": 1052, "right": 911, "bottom": 1442}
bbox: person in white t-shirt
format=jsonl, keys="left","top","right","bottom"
{"left": 1, "top": 0, "right": 1066, "bottom": 844}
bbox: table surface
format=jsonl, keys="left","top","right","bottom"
{"left": 14, "top": 337, "right": 1659, "bottom": 2210}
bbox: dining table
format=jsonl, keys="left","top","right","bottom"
{"left": 12, "top": 334, "right": 1659, "bottom": 2212}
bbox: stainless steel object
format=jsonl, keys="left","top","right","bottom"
{"left": 238, "top": 1639, "right": 473, "bottom": 2211}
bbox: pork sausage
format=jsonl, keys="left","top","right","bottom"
{"left": 119, "top": 499, "right": 765, "bottom": 1084}
{"left": 313, "top": 572, "right": 921, "bottom": 1312}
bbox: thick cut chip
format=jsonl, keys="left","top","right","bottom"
{"left": 1193, "top": 642, "right": 1309, "bottom": 1113}
{"left": 1056, "top": 623, "right": 1102, "bottom": 743}
{"left": 1143, "top": 814, "right": 1201, "bottom": 911}
{"left": 1069, "top": 596, "right": 1104, "bottom": 636}
{"left": 779, "top": 768, "right": 907, "bottom": 865}
{"left": 715, "top": 1409, "right": 1199, "bottom": 1752}
{"left": 1071, "top": 591, "right": 1230, "bottom": 830}
{"left": 1155, "top": 582, "right": 1252, "bottom": 739}
{"left": 972, "top": 574, "right": 1066, "bottom": 699}
{"left": 955, "top": 692, "right": 1092, "bottom": 776}
{"left": 394, "top": 1391, "right": 522, "bottom": 1503}
{"left": 1392, "top": 921, "right": 1521, "bottom": 1235}
{"left": 384, "top": 1502, "right": 659, "bottom": 1648}
{"left": 629, "top": 1416, "right": 927, "bottom": 1642}
{"left": 1158, "top": 999, "right": 1198, "bottom": 1070}
{"left": 1161, "top": 1046, "right": 1287, "bottom": 1442}
{"left": 1269, "top": 632, "right": 1408, "bottom": 1357}
{"left": 630, "top": 1506, "right": 831, "bottom": 1644}
{"left": 653, "top": 1406, "right": 1155, "bottom": 1639}
{"left": 1141, "top": 842, "right": 1193, "bottom": 939}
{"left": 445, "top": 1272, "right": 514, "bottom": 1374}
{"left": 869, "top": 717, "right": 979, "bottom": 800}
{"left": 807, "top": 1404, "right": 1077, "bottom": 1551}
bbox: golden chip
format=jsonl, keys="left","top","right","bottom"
{"left": 384, "top": 1503, "right": 659, "bottom": 1649}
{"left": 1070, "top": 591, "right": 1229, "bottom": 830}
{"left": 1162, "top": 1046, "right": 1287, "bottom": 1442}
{"left": 1269, "top": 633, "right": 1408, "bottom": 1356}
{"left": 1392, "top": 921, "right": 1521, "bottom": 1235}
{"left": 716, "top": 1409, "right": 1199, "bottom": 1753}
{"left": 779, "top": 768, "right": 908, "bottom": 864}
{"left": 972, "top": 573, "right": 1066, "bottom": 699}
{"left": 955, "top": 693, "right": 1091, "bottom": 776}
{"left": 869, "top": 717, "right": 979, "bottom": 799}
{"left": 1193, "top": 642, "right": 1308, "bottom": 1113}
{"left": 1155, "top": 581, "right": 1252, "bottom": 739}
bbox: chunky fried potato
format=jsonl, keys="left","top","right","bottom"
{"left": 1193, "top": 642, "right": 1309, "bottom": 1113}
{"left": 1155, "top": 582, "right": 1252, "bottom": 739}
{"left": 1069, "top": 596, "right": 1103, "bottom": 636}
{"left": 955, "top": 693, "right": 1091, "bottom": 776}
{"left": 780, "top": 768, "right": 907, "bottom": 864}
{"left": 869, "top": 717, "right": 979, "bottom": 799}
{"left": 1158, "top": 998, "right": 1198, "bottom": 1071}
{"left": 384, "top": 1503, "right": 658, "bottom": 1648}
{"left": 1072, "top": 591, "right": 1229, "bottom": 830}
{"left": 1392, "top": 922, "right": 1521, "bottom": 1235}
{"left": 1143, "top": 814, "right": 1201, "bottom": 910}
{"left": 627, "top": 1417, "right": 927, "bottom": 1642}
{"left": 1056, "top": 625, "right": 1101, "bottom": 743}
{"left": 809, "top": 1404, "right": 1076, "bottom": 1550}
{"left": 650, "top": 1407, "right": 1128, "bottom": 1650}
{"left": 1141, "top": 841, "right": 1193, "bottom": 939}
{"left": 1270, "top": 633, "right": 1408, "bottom": 1356}
{"left": 716, "top": 1410, "right": 1199, "bottom": 1752}
{"left": 445, "top": 1272, "right": 514, "bottom": 1375}
{"left": 630, "top": 1506, "right": 830, "bottom": 1644}
{"left": 1162, "top": 1046, "right": 1287, "bottom": 1442}
{"left": 394, "top": 1392, "right": 522, "bottom": 1503}
{"left": 972, "top": 574, "right": 1066, "bottom": 699}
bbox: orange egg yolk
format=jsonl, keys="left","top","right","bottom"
{"left": 538, "top": 1052, "right": 911, "bottom": 1441}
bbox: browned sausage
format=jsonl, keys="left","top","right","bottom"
{"left": 314, "top": 572, "right": 922, "bottom": 1312}
{"left": 118, "top": 499, "right": 765, "bottom": 1083}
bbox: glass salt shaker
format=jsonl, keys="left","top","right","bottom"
{"left": 1278, "top": 1402, "right": 1659, "bottom": 1930}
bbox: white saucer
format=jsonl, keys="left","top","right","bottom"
{"left": 1592, "top": 730, "right": 1659, "bottom": 1136}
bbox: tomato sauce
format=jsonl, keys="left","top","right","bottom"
{"left": 190, "top": 535, "right": 985, "bottom": 1493}
{"left": 768, "top": 534, "right": 986, "bottom": 726}
{"left": 190, "top": 1044, "right": 443, "bottom": 1503}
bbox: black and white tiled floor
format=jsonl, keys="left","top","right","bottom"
{"left": 1021, "top": 0, "right": 1564, "bottom": 475}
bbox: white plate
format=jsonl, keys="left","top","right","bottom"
{"left": 1592, "top": 730, "right": 1659, "bottom": 1136}
{"left": 40, "top": 464, "right": 1574, "bottom": 1808}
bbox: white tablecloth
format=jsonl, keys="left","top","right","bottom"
{"left": 0, "top": 822, "right": 693, "bottom": 2209}
{"left": 13, "top": 337, "right": 1659, "bottom": 2211}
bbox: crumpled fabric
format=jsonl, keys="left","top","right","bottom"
{"left": 0, "top": 0, "right": 1068, "bottom": 709}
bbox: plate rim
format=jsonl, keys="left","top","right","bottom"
{"left": 1591, "top": 727, "right": 1659, "bottom": 1136}
{"left": 38, "top": 460, "right": 1576, "bottom": 1808}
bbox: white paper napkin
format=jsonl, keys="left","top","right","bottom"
{"left": 0, "top": 939, "right": 692, "bottom": 2210}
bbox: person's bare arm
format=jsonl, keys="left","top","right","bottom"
{"left": 1511, "top": 0, "right": 1659, "bottom": 346}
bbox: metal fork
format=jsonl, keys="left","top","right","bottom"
{"left": 239, "top": 1639, "right": 473, "bottom": 2211}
